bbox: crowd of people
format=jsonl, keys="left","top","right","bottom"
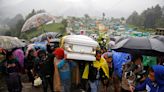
{"left": 0, "top": 37, "right": 164, "bottom": 92}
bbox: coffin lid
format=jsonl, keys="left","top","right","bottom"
{"left": 63, "top": 35, "right": 99, "bottom": 47}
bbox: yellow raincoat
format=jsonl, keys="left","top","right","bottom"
{"left": 60, "top": 36, "right": 66, "bottom": 48}
{"left": 82, "top": 57, "right": 109, "bottom": 79}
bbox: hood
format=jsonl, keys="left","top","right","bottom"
{"left": 112, "top": 51, "right": 131, "bottom": 77}
{"left": 152, "top": 65, "right": 164, "bottom": 85}
{"left": 13, "top": 49, "right": 25, "bottom": 67}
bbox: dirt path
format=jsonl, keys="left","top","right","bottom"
{"left": 0, "top": 74, "right": 114, "bottom": 92}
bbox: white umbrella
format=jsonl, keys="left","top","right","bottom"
{"left": 0, "top": 36, "right": 25, "bottom": 49}
{"left": 21, "top": 13, "right": 55, "bottom": 32}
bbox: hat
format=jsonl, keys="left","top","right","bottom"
{"left": 53, "top": 48, "right": 64, "bottom": 59}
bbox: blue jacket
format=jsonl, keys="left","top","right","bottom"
{"left": 58, "top": 59, "right": 76, "bottom": 81}
{"left": 112, "top": 51, "right": 131, "bottom": 78}
{"left": 135, "top": 65, "right": 164, "bottom": 92}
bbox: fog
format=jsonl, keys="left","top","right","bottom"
{"left": 0, "top": 0, "right": 164, "bottom": 18}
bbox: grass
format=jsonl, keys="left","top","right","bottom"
{"left": 20, "top": 23, "right": 65, "bottom": 40}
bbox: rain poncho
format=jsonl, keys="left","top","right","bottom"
{"left": 34, "top": 42, "right": 47, "bottom": 50}
{"left": 13, "top": 49, "right": 25, "bottom": 68}
{"left": 153, "top": 65, "right": 164, "bottom": 86}
{"left": 112, "top": 51, "right": 131, "bottom": 78}
{"left": 135, "top": 65, "right": 164, "bottom": 92}
{"left": 82, "top": 57, "right": 109, "bottom": 79}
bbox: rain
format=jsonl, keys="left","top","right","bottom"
{"left": 0, "top": 0, "right": 164, "bottom": 92}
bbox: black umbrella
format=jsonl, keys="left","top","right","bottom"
{"left": 112, "top": 36, "right": 164, "bottom": 56}
{"left": 152, "top": 35, "right": 164, "bottom": 42}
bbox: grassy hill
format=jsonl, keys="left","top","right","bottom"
{"left": 20, "top": 23, "right": 65, "bottom": 40}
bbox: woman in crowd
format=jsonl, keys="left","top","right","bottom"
{"left": 35, "top": 50, "right": 54, "bottom": 92}
{"left": 24, "top": 49, "right": 37, "bottom": 86}
{"left": 3, "top": 51, "right": 22, "bottom": 92}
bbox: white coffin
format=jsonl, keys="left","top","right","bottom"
{"left": 65, "top": 51, "right": 96, "bottom": 61}
{"left": 61, "top": 35, "right": 99, "bottom": 61}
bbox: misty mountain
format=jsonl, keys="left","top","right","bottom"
{"left": 5, "top": 14, "right": 24, "bottom": 29}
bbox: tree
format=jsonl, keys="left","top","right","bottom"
{"left": 127, "top": 4, "right": 163, "bottom": 29}
{"left": 121, "top": 17, "right": 125, "bottom": 21}
{"left": 62, "top": 19, "right": 67, "bottom": 28}
{"left": 36, "top": 9, "right": 46, "bottom": 14}
{"left": 143, "top": 5, "right": 162, "bottom": 28}
{"left": 60, "top": 19, "right": 68, "bottom": 34}
{"left": 84, "top": 14, "right": 90, "bottom": 29}
{"left": 7, "top": 14, "right": 24, "bottom": 29}
{"left": 102, "top": 12, "right": 105, "bottom": 20}
{"left": 4, "top": 14, "right": 25, "bottom": 37}
{"left": 84, "top": 14, "right": 90, "bottom": 20}
{"left": 25, "top": 9, "right": 36, "bottom": 20}
{"left": 127, "top": 11, "right": 141, "bottom": 26}
{"left": 162, "top": 6, "right": 164, "bottom": 16}
{"left": 15, "top": 19, "right": 25, "bottom": 37}
{"left": 155, "top": 16, "right": 164, "bottom": 28}
{"left": 111, "top": 17, "right": 114, "bottom": 21}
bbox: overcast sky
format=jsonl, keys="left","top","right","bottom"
{"left": 0, "top": 0, "right": 164, "bottom": 19}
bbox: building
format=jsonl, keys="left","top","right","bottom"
{"left": 155, "top": 28, "right": 164, "bottom": 35}
{"left": 54, "top": 16, "right": 63, "bottom": 23}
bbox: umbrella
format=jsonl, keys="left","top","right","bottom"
{"left": 30, "top": 37, "right": 38, "bottom": 43}
{"left": 36, "top": 32, "right": 58, "bottom": 42}
{"left": 110, "top": 36, "right": 128, "bottom": 43}
{"left": 21, "top": 13, "right": 55, "bottom": 32}
{"left": 30, "top": 32, "right": 62, "bottom": 42}
{"left": 152, "top": 35, "right": 164, "bottom": 42}
{"left": 0, "top": 36, "right": 25, "bottom": 50}
{"left": 112, "top": 36, "right": 164, "bottom": 56}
